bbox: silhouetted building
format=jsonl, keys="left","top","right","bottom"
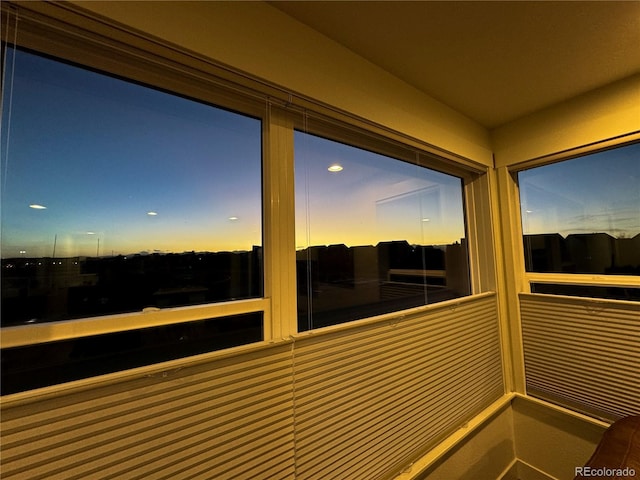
{"left": 523, "top": 233, "right": 566, "bottom": 272}
{"left": 612, "top": 233, "right": 640, "bottom": 274}
{"left": 566, "top": 233, "right": 616, "bottom": 274}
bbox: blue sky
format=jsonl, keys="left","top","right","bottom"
{"left": 1, "top": 47, "right": 262, "bottom": 258}
{"left": 518, "top": 143, "right": 640, "bottom": 238}
{"left": 2, "top": 46, "right": 637, "bottom": 260}
{"left": 1, "top": 47, "right": 467, "bottom": 260}
{"left": 294, "top": 131, "right": 467, "bottom": 248}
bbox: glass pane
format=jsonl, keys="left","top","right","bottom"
{"left": 518, "top": 143, "right": 640, "bottom": 275}
{"left": 1, "top": 312, "right": 263, "bottom": 395}
{"left": 530, "top": 283, "right": 640, "bottom": 302}
{"left": 1, "top": 47, "right": 263, "bottom": 326}
{"left": 295, "top": 131, "right": 470, "bottom": 331}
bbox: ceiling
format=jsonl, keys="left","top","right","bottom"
{"left": 270, "top": 1, "right": 640, "bottom": 129}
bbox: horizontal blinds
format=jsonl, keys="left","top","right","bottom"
{"left": 520, "top": 293, "right": 640, "bottom": 421}
{"left": 292, "top": 294, "right": 504, "bottom": 480}
{"left": 1, "top": 295, "right": 503, "bottom": 480}
{"left": 0, "top": 344, "right": 296, "bottom": 480}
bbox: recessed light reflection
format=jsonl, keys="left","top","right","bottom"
{"left": 29, "top": 204, "right": 47, "bottom": 209}
{"left": 147, "top": 211, "right": 158, "bottom": 216}
{"left": 422, "top": 218, "right": 431, "bottom": 222}
{"left": 228, "top": 216, "right": 239, "bottom": 221}
{"left": 328, "top": 164, "right": 343, "bottom": 172}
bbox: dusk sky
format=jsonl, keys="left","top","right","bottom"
{"left": 518, "top": 142, "right": 640, "bottom": 239}
{"left": 1, "top": 46, "right": 467, "bottom": 260}
{"left": 1, "top": 47, "right": 262, "bottom": 258}
{"left": 295, "top": 131, "right": 467, "bottom": 248}
{"left": 2, "top": 47, "right": 638, "bottom": 261}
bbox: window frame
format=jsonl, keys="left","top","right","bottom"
{"left": 290, "top": 124, "right": 477, "bottom": 330}
{"left": 510, "top": 137, "right": 640, "bottom": 297}
{"left": 0, "top": 5, "right": 275, "bottom": 351}
{"left": 0, "top": 1, "right": 497, "bottom": 392}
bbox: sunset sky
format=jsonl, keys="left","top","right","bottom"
{"left": 1, "top": 47, "right": 466, "bottom": 260}
{"left": 518, "top": 142, "right": 639, "bottom": 239}
{"left": 1, "top": 47, "right": 262, "bottom": 258}
{"left": 294, "top": 131, "right": 466, "bottom": 249}
{"left": 2, "top": 46, "right": 636, "bottom": 261}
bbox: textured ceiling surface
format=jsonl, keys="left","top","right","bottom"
{"left": 271, "top": 1, "right": 640, "bottom": 128}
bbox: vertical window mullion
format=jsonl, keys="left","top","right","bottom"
{"left": 263, "top": 105, "right": 298, "bottom": 340}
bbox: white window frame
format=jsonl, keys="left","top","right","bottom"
{"left": 0, "top": 1, "right": 498, "bottom": 387}
{"left": 0, "top": 4, "right": 278, "bottom": 351}
{"left": 510, "top": 137, "right": 640, "bottom": 296}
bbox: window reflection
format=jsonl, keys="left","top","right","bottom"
{"left": 295, "top": 132, "right": 470, "bottom": 331}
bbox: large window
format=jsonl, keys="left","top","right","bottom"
{"left": 1, "top": 47, "right": 263, "bottom": 325}
{"left": 1, "top": 47, "right": 263, "bottom": 392}
{"left": 0, "top": 14, "right": 484, "bottom": 394}
{"left": 518, "top": 142, "right": 640, "bottom": 300}
{"left": 295, "top": 131, "right": 470, "bottom": 331}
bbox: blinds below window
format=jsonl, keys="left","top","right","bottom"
{"left": 0, "top": 345, "right": 297, "bottom": 480}
{"left": 0, "top": 294, "right": 503, "bottom": 480}
{"left": 520, "top": 293, "right": 640, "bottom": 422}
{"left": 292, "top": 293, "right": 504, "bottom": 480}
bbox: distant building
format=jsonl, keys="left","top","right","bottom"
{"left": 613, "top": 233, "right": 640, "bottom": 274}
{"left": 566, "top": 233, "right": 616, "bottom": 274}
{"left": 524, "top": 232, "right": 640, "bottom": 275}
{"left": 523, "top": 233, "right": 566, "bottom": 272}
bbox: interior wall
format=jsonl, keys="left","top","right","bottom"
{"left": 394, "top": 395, "right": 608, "bottom": 480}
{"left": 70, "top": 0, "right": 493, "bottom": 166}
{"left": 492, "top": 73, "right": 640, "bottom": 167}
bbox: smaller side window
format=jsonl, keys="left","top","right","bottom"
{"left": 518, "top": 142, "right": 640, "bottom": 299}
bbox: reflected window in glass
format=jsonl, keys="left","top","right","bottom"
{"left": 295, "top": 131, "right": 470, "bottom": 331}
